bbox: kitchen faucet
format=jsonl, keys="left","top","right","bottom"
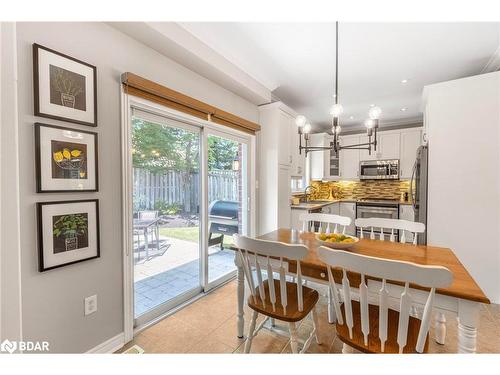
{"left": 303, "top": 185, "right": 317, "bottom": 202}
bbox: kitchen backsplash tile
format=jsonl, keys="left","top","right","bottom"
{"left": 310, "top": 180, "right": 411, "bottom": 201}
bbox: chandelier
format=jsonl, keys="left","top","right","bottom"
{"left": 296, "top": 22, "right": 381, "bottom": 156}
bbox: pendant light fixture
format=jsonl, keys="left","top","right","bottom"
{"left": 296, "top": 22, "right": 381, "bottom": 156}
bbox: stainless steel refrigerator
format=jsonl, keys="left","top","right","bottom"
{"left": 410, "top": 145, "right": 428, "bottom": 245}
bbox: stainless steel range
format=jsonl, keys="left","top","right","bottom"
{"left": 355, "top": 198, "right": 399, "bottom": 239}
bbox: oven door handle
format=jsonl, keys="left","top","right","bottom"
{"left": 357, "top": 209, "right": 398, "bottom": 215}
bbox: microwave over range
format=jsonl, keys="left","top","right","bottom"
{"left": 359, "top": 159, "right": 400, "bottom": 180}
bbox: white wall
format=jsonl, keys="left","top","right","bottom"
{"left": 14, "top": 22, "right": 258, "bottom": 352}
{"left": 0, "top": 22, "right": 23, "bottom": 347}
{"left": 425, "top": 71, "right": 500, "bottom": 304}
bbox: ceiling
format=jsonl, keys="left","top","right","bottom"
{"left": 179, "top": 22, "right": 500, "bottom": 133}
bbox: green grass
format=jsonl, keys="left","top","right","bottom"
{"left": 160, "top": 226, "right": 234, "bottom": 246}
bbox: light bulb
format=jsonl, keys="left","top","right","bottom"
{"left": 364, "top": 119, "right": 374, "bottom": 129}
{"left": 329, "top": 103, "right": 343, "bottom": 117}
{"left": 295, "top": 115, "right": 306, "bottom": 128}
{"left": 303, "top": 123, "right": 312, "bottom": 134}
{"left": 368, "top": 106, "right": 382, "bottom": 120}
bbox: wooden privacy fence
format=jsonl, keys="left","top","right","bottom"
{"left": 133, "top": 168, "right": 239, "bottom": 213}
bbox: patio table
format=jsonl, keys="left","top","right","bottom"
{"left": 133, "top": 217, "right": 162, "bottom": 260}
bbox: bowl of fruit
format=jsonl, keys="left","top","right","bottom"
{"left": 315, "top": 233, "right": 359, "bottom": 250}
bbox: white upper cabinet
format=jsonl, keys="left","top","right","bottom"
{"left": 399, "top": 128, "right": 422, "bottom": 179}
{"left": 309, "top": 133, "right": 326, "bottom": 180}
{"left": 378, "top": 131, "right": 401, "bottom": 160}
{"left": 307, "top": 127, "right": 422, "bottom": 181}
{"left": 289, "top": 116, "right": 305, "bottom": 177}
{"left": 323, "top": 136, "right": 340, "bottom": 179}
{"left": 278, "top": 111, "right": 292, "bottom": 166}
{"left": 339, "top": 135, "right": 360, "bottom": 180}
{"left": 359, "top": 135, "right": 377, "bottom": 161}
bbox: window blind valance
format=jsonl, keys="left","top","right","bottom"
{"left": 121, "top": 72, "right": 260, "bottom": 134}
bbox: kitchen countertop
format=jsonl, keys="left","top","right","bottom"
{"left": 290, "top": 199, "right": 412, "bottom": 210}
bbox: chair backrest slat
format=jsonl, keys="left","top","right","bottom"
{"left": 266, "top": 256, "right": 277, "bottom": 312}
{"left": 355, "top": 218, "right": 425, "bottom": 245}
{"left": 397, "top": 282, "right": 412, "bottom": 353}
{"left": 233, "top": 234, "right": 308, "bottom": 317}
{"left": 327, "top": 266, "right": 344, "bottom": 325}
{"left": 318, "top": 247, "right": 453, "bottom": 353}
{"left": 342, "top": 269, "right": 354, "bottom": 339}
{"left": 379, "top": 279, "right": 389, "bottom": 352}
{"left": 359, "top": 274, "right": 369, "bottom": 346}
{"left": 300, "top": 213, "right": 351, "bottom": 235}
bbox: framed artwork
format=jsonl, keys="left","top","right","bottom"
{"left": 33, "top": 43, "right": 97, "bottom": 127}
{"left": 37, "top": 199, "right": 100, "bottom": 272}
{"left": 35, "top": 123, "right": 98, "bottom": 192}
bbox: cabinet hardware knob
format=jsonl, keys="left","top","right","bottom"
{"left": 320, "top": 272, "right": 326, "bottom": 278}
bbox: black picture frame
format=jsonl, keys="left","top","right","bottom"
{"left": 35, "top": 122, "right": 99, "bottom": 193}
{"left": 33, "top": 43, "right": 98, "bottom": 127}
{"left": 37, "top": 199, "right": 100, "bottom": 272}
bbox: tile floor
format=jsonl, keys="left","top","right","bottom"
{"left": 120, "top": 279, "right": 500, "bottom": 354}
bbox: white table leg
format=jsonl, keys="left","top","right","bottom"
{"left": 235, "top": 254, "right": 245, "bottom": 338}
{"left": 434, "top": 311, "right": 447, "bottom": 345}
{"left": 328, "top": 287, "right": 337, "bottom": 324}
{"left": 457, "top": 299, "right": 480, "bottom": 353}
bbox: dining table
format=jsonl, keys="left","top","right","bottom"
{"left": 231, "top": 229, "right": 490, "bottom": 353}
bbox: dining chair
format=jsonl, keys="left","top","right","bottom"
{"left": 300, "top": 212, "right": 351, "bottom": 234}
{"left": 233, "top": 234, "right": 322, "bottom": 353}
{"left": 355, "top": 217, "right": 425, "bottom": 245}
{"left": 318, "top": 246, "right": 452, "bottom": 353}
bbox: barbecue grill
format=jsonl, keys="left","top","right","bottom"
{"left": 208, "top": 200, "right": 239, "bottom": 249}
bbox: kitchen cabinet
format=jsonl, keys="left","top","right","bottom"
{"left": 339, "top": 135, "right": 360, "bottom": 179}
{"left": 339, "top": 202, "right": 356, "bottom": 235}
{"left": 290, "top": 209, "right": 303, "bottom": 231}
{"left": 322, "top": 202, "right": 339, "bottom": 215}
{"left": 278, "top": 111, "right": 292, "bottom": 166}
{"left": 307, "top": 128, "right": 422, "bottom": 181}
{"left": 277, "top": 165, "right": 291, "bottom": 229}
{"left": 399, "top": 204, "right": 415, "bottom": 243}
{"left": 309, "top": 133, "right": 327, "bottom": 180}
{"left": 323, "top": 136, "right": 340, "bottom": 179}
{"left": 378, "top": 131, "right": 401, "bottom": 160}
{"left": 399, "top": 128, "right": 422, "bottom": 179}
{"left": 289, "top": 120, "right": 305, "bottom": 177}
{"left": 258, "top": 102, "right": 300, "bottom": 234}
{"left": 359, "top": 131, "right": 400, "bottom": 161}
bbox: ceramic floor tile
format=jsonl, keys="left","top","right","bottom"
{"left": 119, "top": 279, "right": 500, "bottom": 354}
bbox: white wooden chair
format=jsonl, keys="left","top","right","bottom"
{"left": 355, "top": 217, "right": 425, "bottom": 245}
{"left": 318, "top": 247, "right": 452, "bottom": 353}
{"left": 233, "top": 234, "right": 322, "bottom": 354}
{"left": 300, "top": 212, "right": 351, "bottom": 234}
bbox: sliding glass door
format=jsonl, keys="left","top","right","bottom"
{"left": 206, "top": 132, "right": 249, "bottom": 288}
{"left": 129, "top": 106, "right": 252, "bottom": 326}
{"left": 131, "top": 110, "right": 202, "bottom": 325}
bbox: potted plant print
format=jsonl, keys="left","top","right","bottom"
{"left": 53, "top": 213, "right": 88, "bottom": 251}
{"left": 52, "top": 67, "right": 84, "bottom": 108}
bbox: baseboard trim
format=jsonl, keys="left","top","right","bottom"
{"left": 86, "top": 332, "right": 125, "bottom": 354}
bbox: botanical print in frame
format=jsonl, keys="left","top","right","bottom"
{"left": 33, "top": 43, "right": 97, "bottom": 126}
{"left": 37, "top": 199, "right": 100, "bottom": 272}
{"left": 35, "top": 123, "right": 98, "bottom": 192}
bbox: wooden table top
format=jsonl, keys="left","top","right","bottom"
{"left": 256, "top": 229, "right": 489, "bottom": 304}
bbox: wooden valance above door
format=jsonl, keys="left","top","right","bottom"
{"left": 121, "top": 72, "right": 261, "bottom": 134}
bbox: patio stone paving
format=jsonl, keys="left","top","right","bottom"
{"left": 134, "top": 235, "right": 236, "bottom": 317}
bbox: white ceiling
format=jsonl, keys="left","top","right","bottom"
{"left": 179, "top": 22, "right": 500, "bottom": 132}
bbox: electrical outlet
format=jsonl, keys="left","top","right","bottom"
{"left": 84, "top": 295, "right": 97, "bottom": 316}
